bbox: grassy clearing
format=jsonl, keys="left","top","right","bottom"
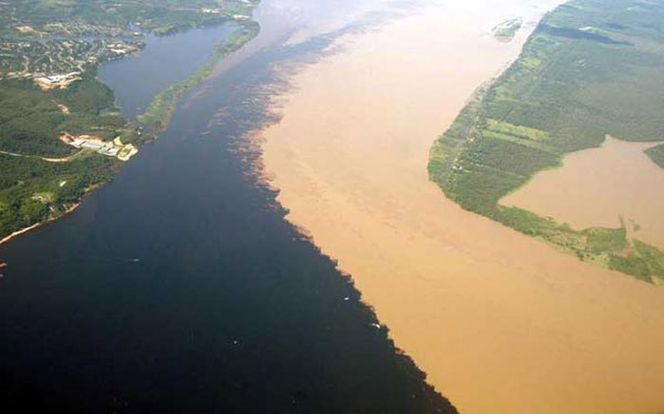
{"left": 428, "top": 0, "right": 664, "bottom": 283}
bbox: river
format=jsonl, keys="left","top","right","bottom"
{"left": 257, "top": 1, "right": 664, "bottom": 413}
{"left": 3, "top": 1, "right": 664, "bottom": 413}
{"left": 99, "top": 23, "right": 237, "bottom": 119}
{"left": 502, "top": 136, "right": 664, "bottom": 250}
{"left": 0, "top": 2, "right": 458, "bottom": 413}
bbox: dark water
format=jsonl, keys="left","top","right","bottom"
{"left": 99, "top": 23, "right": 237, "bottom": 119}
{"left": 0, "top": 1, "right": 456, "bottom": 413}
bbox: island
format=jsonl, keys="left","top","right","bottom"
{"left": 429, "top": 0, "right": 664, "bottom": 283}
{"left": 0, "top": 0, "right": 260, "bottom": 242}
{"left": 492, "top": 18, "right": 523, "bottom": 42}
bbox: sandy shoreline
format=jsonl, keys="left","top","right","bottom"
{"left": 257, "top": 1, "right": 664, "bottom": 413}
{"left": 0, "top": 202, "right": 81, "bottom": 247}
{"left": 0, "top": 222, "right": 43, "bottom": 246}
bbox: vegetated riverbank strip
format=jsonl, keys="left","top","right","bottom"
{"left": 0, "top": 73, "right": 136, "bottom": 242}
{"left": 137, "top": 21, "right": 260, "bottom": 133}
{"left": 0, "top": 200, "right": 80, "bottom": 245}
{"left": 646, "top": 142, "right": 664, "bottom": 168}
{"left": 428, "top": 0, "right": 664, "bottom": 283}
{"left": 0, "top": 19, "right": 261, "bottom": 245}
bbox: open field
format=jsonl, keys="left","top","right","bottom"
{"left": 429, "top": 0, "right": 664, "bottom": 282}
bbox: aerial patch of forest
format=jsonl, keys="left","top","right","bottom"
{"left": 429, "top": 0, "right": 664, "bottom": 283}
{"left": 0, "top": 0, "right": 261, "bottom": 240}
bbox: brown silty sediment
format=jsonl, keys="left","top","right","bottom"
{"left": 502, "top": 136, "right": 664, "bottom": 250}
{"left": 255, "top": 1, "right": 664, "bottom": 413}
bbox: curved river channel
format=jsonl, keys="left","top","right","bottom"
{"left": 0, "top": 1, "right": 456, "bottom": 413}
{"left": 2, "top": 1, "right": 664, "bottom": 414}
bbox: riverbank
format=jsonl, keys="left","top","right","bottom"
{"left": 0, "top": 201, "right": 80, "bottom": 246}
{"left": 0, "top": 14, "right": 261, "bottom": 246}
{"left": 429, "top": 0, "right": 664, "bottom": 282}
{"left": 137, "top": 21, "right": 260, "bottom": 133}
{"left": 501, "top": 136, "right": 664, "bottom": 253}
{"left": 257, "top": 1, "right": 664, "bottom": 413}
{"left": 0, "top": 1, "right": 461, "bottom": 409}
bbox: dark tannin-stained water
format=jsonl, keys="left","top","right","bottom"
{"left": 99, "top": 23, "right": 237, "bottom": 119}
{"left": 0, "top": 1, "right": 455, "bottom": 413}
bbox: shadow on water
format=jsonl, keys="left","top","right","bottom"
{"left": 0, "top": 1, "right": 457, "bottom": 413}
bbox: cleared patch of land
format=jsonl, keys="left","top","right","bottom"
{"left": 429, "top": 0, "right": 664, "bottom": 282}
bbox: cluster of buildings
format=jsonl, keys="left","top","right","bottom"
{"left": 34, "top": 72, "right": 81, "bottom": 90}
{"left": 59, "top": 133, "right": 138, "bottom": 162}
{"left": 200, "top": 7, "right": 249, "bottom": 20}
{"left": 0, "top": 36, "right": 141, "bottom": 84}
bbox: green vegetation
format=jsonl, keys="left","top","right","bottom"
{"left": 0, "top": 0, "right": 261, "bottom": 241}
{"left": 138, "top": 20, "right": 260, "bottom": 132}
{"left": 1, "top": 0, "right": 259, "bottom": 81}
{"left": 0, "top": 152, "right": 121, "bottom": 238}
{"left": 1, "top": 0, "right": 258, "bottom": 37}
{"left": 429, "top": 0, "right": 664, "bottom": 283}
{"left": 0, "top": 74, "right": 143, "bottom": 239}
{"left": 646, "top": 143, "right": 664, "bottom": 167}
{"left": 492, "top": 18, "right": 523, "bottom": 41}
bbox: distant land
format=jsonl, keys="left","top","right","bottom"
{"left": 0, "top": 0, "right": 260, "bottom": 242}
{"left": 492, "top": 18, "right": 523, "bottom": 42}
{"left": 0, "top": 2, "right": 463, "bottom": 413}
{"left": 429, "top": 0, "right": 664, "bottom": 283}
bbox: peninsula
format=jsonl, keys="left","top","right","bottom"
{"left": 0, "top": 0, "right": 260, "bottom": 242}
{"left": 257, "top": 0, "right": 664, "bottom": 412}
{"left": 429, "top": 0, "right": 664, "bottom": 282}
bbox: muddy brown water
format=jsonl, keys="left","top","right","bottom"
{"left": 502, "top": 136, "right": 664, "bottom": 250}
{"left": 0, "top": 2, "right": 466, "bottom": 412}
{"left": 258, "top": 1, "right": 664, "bottom": 413}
